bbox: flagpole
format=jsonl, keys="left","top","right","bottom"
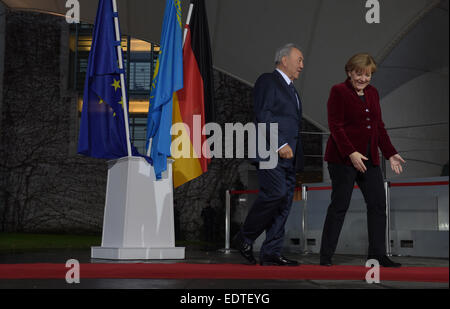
{"left": 183, "top": 3, "right": 194, "bottom": 46}
{"left": 146, "top": 139, "right": 152, "bottom": 157}
{"left": 112, "top": 0, "right": 132, "bottom": 157}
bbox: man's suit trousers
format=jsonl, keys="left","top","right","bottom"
{"left": 241, "top": 161, "right": 296, "bottom": 259}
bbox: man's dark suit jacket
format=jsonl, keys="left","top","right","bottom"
{"left": 324, "top": 79, "right": 397, "bottom": 166}
{"left": 253, "top": 70, "right": 304, "bottom": 171}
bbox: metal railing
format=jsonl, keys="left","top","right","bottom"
{"left": 222, "top": 179, "right": 449, "bottom": 256}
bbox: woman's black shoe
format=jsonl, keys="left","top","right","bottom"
{"left": 320, "top": 256, "right": 332, "bottom": 266}
{"left": 367, "top": 255, "right": 402, "bottom": 268}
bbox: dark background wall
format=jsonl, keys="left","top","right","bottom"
{"left": 0, "top": 11, "right": 106, "bottom": 234}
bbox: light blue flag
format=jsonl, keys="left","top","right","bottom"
{"left": 146, "top": 0, "right": 183, "bottom": 179}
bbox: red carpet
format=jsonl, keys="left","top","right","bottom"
{"left": 0, "top": 263, "right": 448, "bottom": 282}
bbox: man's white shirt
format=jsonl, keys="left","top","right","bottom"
{"left": 275, "top": 69, "right": 299, "bottom": 152}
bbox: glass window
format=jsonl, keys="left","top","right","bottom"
{"left": 129, "top": 62, "right": 151, "bottom": 92}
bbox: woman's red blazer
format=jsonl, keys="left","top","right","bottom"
{"left": 324, "top": 79, "right": 397, "bottom": 166}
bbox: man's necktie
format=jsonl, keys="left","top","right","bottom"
{"left": 289, "top": 83, "right": 300, "bottom": 110}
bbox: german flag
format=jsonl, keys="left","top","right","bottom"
{"left": 172, "top": 0, "right": 215, "bottom": 188}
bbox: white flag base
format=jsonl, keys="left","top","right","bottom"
{"left": 91, "top": 156, "right": 185, "bottom": 260}
{"left": 91, "top": 246, "right": 185, "bottom": 260}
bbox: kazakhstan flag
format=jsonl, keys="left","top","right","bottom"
{"left": 146, "top": 0, "right": 184, "bottom": 179}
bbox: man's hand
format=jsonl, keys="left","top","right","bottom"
{"left": 349, "top": 151, "right": 369, "bottom": 173}
{"left": 278, "top": 144, "right": 294, "bottom": 159}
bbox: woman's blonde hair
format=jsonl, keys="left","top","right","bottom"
{"left": 345, "top": 53, "right": 377, "bottom": 75}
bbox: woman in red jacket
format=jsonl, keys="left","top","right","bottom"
{"left": 320, "top": 53, "right": 405, "bottom": 267}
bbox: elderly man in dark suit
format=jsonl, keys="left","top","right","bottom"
{"left": 233, "top": 43, "right": 304, "bottom": 266}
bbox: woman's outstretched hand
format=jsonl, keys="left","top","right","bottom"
{"left": 389, "top": 154, "right": 406, "bottom": 175}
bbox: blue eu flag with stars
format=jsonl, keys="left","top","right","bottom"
{"left": 78, "top": 0, "right": 136, "bottom": 160}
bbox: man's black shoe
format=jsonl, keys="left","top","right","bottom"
{"left": 232, "top": 233, "right": 256, "bottom": 265}
{"left": 260, "top": 255, "right": 300, "bottom": 266}
{"left": 367, "top": 255, "right": 402, "bottom": 268}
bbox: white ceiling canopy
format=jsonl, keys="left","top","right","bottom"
{"left": 1, "top": 0, "right": 443, "bottom": 130}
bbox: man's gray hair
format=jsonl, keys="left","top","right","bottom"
{"left": 274, "top": 43, "right": 302, "bottom": 66}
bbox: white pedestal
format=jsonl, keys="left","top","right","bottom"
{"left": 91, "top": 157, "right": 185, "bottom": 260}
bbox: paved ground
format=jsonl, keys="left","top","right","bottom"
{"left": 0, "top": 248, "right": 448, "bottom": 289}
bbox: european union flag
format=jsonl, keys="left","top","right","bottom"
{"left": 146, "top": 0, "right": 184, "bottom": 179}
{"left": 78, "top": 0, "right": 131, "bottom": 159}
